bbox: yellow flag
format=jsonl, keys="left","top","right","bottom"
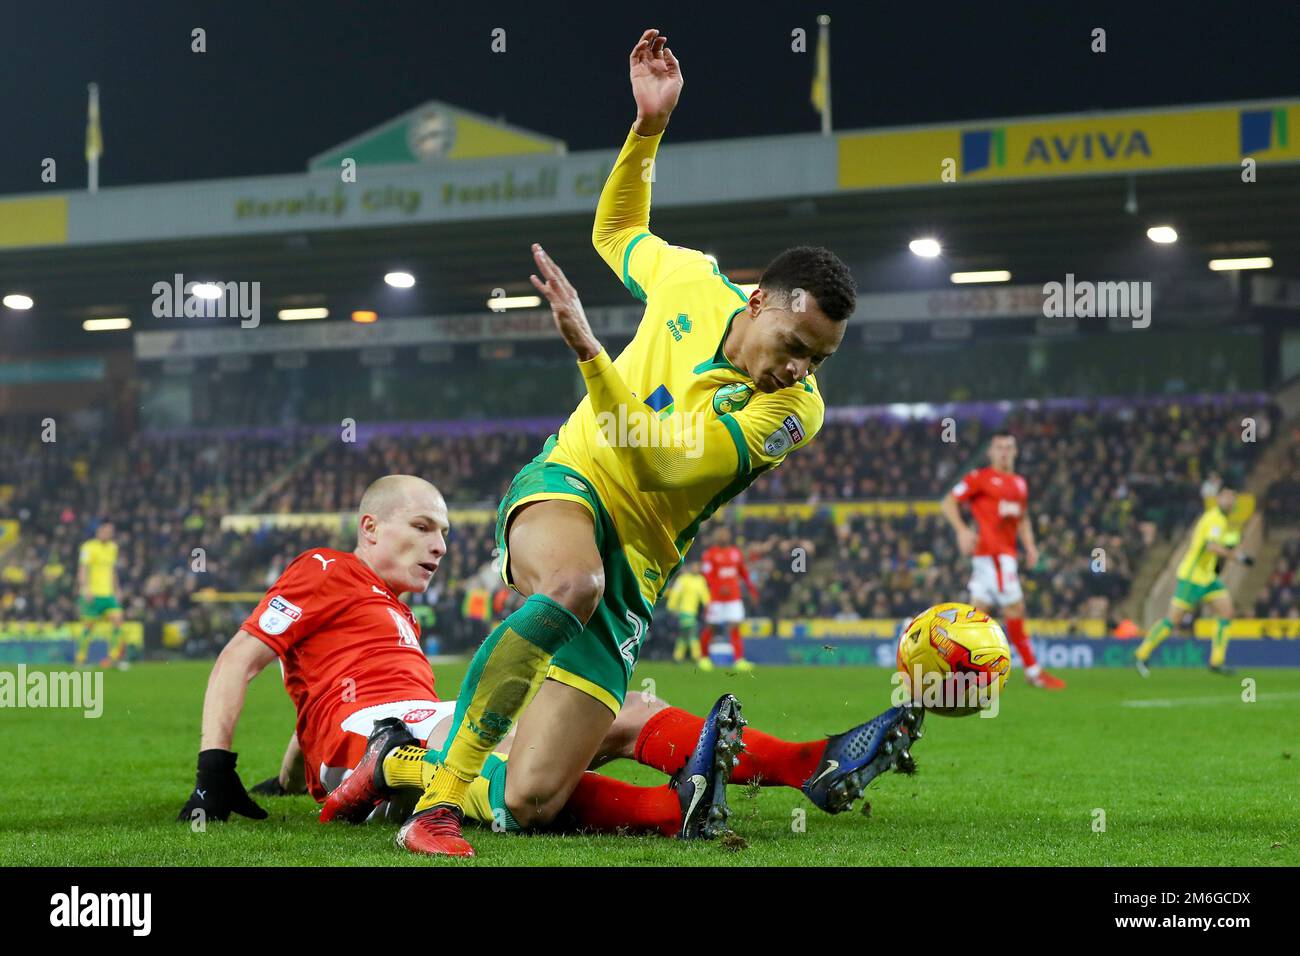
{"left": 810, "top": 26, "right": 829, "bottom": 116}
{"left": 85, "top": 84, "right": 103, "bottom": 163}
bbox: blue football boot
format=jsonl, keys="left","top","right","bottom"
{"left": 801, "top": 704, "right": 923, "bottom": 814}
{"left": 671, "top": 693, "right": 747, "bottom": 839}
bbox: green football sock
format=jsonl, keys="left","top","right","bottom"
{"left": 416, "top": 593, "right": 583, "bottom": 813}
{"left": 483, "top": 757, "right": 522, "bottom": 833}
{"left": 1210, "top": 618, "right": 1231, "bottom": 667}
{"left": 1135, "top": 617, "right": 1172, "bottom": 662}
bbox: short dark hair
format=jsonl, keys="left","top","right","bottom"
{"left": 990, "top": 430, "right": 1015, "bottom": 441}
{"left": 759, "top": 246, "right": 856, "bottom": 322}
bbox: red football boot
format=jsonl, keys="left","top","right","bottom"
{"left": 1029, "top": 670, "right": 1067, "bottom": 690}
{"left": 396, "top": 806, "right": 475, "bottom": 857}
{"left": 319, "top": 717, "right": 416, "bottom": 824}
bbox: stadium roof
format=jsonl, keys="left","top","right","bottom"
{"left": 2, "top": 98, "right": 1297, "bottom": 351}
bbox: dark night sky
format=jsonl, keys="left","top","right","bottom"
{"left": 3, "top": 0, "right": 1298, "bottom": 194}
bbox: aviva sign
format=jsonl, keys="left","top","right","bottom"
{"left": 838, "top": 99, "right": 1299, "bottom": 189}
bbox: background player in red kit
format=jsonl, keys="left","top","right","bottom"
{"left": 940, "top": 431, "right": 1066, "bottom": 690}
{"left": 699, "top": 525, "right": 759, "bottom": 671}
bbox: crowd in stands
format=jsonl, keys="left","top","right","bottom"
{"left": 0, "top": 395, "right": 1287, "bottom": 659}
{"left": 1253, "top": 423, "right": 1300, "bottom": 620}
{"left": 1253, "top": 537, "right": 1300, "bottom": 620}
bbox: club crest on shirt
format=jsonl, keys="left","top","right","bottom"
{"left": 712, "top": 382, "right": 753, "bottom": 415}
{"left": 259, "top": 595, "right": 302, "bottom": 636}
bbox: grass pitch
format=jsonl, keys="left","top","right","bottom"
{"left": 3, "top": 660, "right": 1297, "bottom": 866}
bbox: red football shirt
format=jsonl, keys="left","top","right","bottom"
{"left": 241, "top": 548, "right": 436, "bottom": 792}
{"left": 700, "top": 545, "right": 753, "bottom": 602}
{"left": 950, "top": 467, "right": 1028, "bottom": 557}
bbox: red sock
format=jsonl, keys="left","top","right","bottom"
{"left": 1006, "top": 617, "right": 1036, "bottom": 668}
{"left": 729, "top": 624, "right": 745, "bottom": 661}
{"left": 556, "top": 772, "right": 680, "bottom": 836}
{"left": 700, "top": 624, "right": 714, "bottom": 650}
{"left": 634, "top": 706, "right": 825, "bottom": 788}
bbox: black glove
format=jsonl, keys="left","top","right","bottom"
{"left": 177, "top": 749, "right": 269, "bottom": 822}
{"left": 250, "top": 776, "right": 288, "bottom": 797}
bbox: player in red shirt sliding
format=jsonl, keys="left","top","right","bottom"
{"left": 699, "top": 525, "right": 760, "bottom": 671}
{"left": 940, "top": 431, "right": 1066, "bottom": 690}
{"left": 177, "top": 474, "right": 923, "bottom": 847}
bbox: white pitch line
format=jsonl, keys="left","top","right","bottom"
{"left": 1121, "top": 691, "right": 1300, "bottom": 708}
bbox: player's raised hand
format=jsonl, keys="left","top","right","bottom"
{"left": 530, "top": 244, "right": 601, "bottom": 362}
{"left": 629, "top": 29, "right": 682, "bottom": 135}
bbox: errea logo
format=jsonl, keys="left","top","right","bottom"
{"left": 666, "top": 313, "right": 692, "bottom": 341}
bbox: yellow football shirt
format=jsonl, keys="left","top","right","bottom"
{"left": 543, "top": 127, "right": 825, "bottom": 608}
{"left": 666, "top": 572, "right": 711, "bottom": 617}
{"left": 79, "top": 539, "right": 118, "bottom": 597}
{"left": 1176, "top": 505, "right": 1228, "bottom": 585}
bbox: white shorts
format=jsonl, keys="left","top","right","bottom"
{"left": 319, "top": 698, "right": 458, "bottom": 823}
{"left": 705, "top": 599, "right": 746, "bottom": 625}
{"left": 968, "top": 554, "right": 1023, "bottom": 608}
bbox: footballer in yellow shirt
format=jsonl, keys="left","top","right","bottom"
{"left": 401, "top": 28, "right": 889, "bottom": 858}
{"left": 77, "top": 520, "right": 127, "bottom": 665}
{"left": 1136, "top": 486, "right": 1242, "bottom": 674}
{"left": 666, "top": 562, "right": 712, "bottom": 667}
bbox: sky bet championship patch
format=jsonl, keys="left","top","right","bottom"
{"left": 258, "top": 595, "right": 302, "bottom": 635}
{"left": 763, "top": 414, "right": 805, "bottom": 457}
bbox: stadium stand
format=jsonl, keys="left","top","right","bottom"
{"left": 0, "top": 393, "right": 1280, "bottom": 659}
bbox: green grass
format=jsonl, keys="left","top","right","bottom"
{"left": 2, "top": 661, "right": 1298, "bottom": 866}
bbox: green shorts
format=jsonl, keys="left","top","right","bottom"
{"left": 1172, "top": 576, "right": 1227, "bottom": 609}
{"left": 676, "top": 612, "right": 700, "bottom": 631}
{"left": 79, "top": 595, "right": 121, "bottom": 618}
{"left": 495, "top": 438, "right": 655, "bottom": 716}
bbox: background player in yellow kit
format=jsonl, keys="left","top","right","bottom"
{"left": 76, "top": 520, "right": 127, "bottom": 667}
{"left": 1135, "top": 485, "right": 1245, "bottom": 676}
{"left": 396, "top": 28, "right": 896, "bottom": 857}
{"left": 665, "top": 560, "right": 711, "bottom": 668}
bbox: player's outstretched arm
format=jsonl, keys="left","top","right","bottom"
{"left": 531, "top": 244, "right": 739, "bottom": 491}
{"left": 177, "top": 630, "right": 277, "bottom": 822}
{"left": 592, "top": 29, "right": 683, "bottom": 280}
